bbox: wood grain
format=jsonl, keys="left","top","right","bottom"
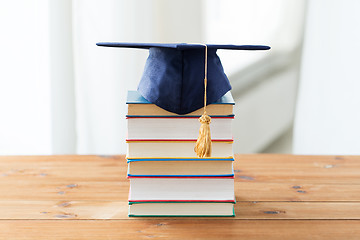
{"left": 1, "top": 181, "right": 359, "bottom": 201}
{"left": 0, "top": 220, "right": 359, "bottom": 240}
{"left": 0, "top": 154, "right": 359, "bottom": 239}
{"left": 0, "top": 201, "right": 359, "bottom": 220}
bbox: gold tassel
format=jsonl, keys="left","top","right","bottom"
{"left": 195, "top": 45, "right": 212, "bottom": 158}
{"left": 195, "top": 113, "right": 212, "bottom": 157}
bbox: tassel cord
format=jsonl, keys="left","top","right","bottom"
{"left": 195, "top": 44, "right": 212, "bottom": 158}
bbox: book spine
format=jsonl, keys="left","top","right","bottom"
{"left": 129, "top": 199, "right": 236, "bottom": 203}
{"left": 126, "top": 138, "right": 234, "bottom": 142}
{"left": 127, "top": 158, "right": 234, "bottom": 162}
{"left": 126, "top": 114, "right": 235, "bottom": 118}
{"left": 127, "top": 174, "right": 234, "bottom": 177}
{"left": 126, "top": 116, "right": 234, "bottom": 119}
{"left": 127, "top": 176, "right": 235, "bottom": 179}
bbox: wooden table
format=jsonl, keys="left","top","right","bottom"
{"left": 0, "top": 154, "right": 359, "bottom": 239}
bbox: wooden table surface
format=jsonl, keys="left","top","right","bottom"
{"left": 0, "top": 154, "right": 359, "bottom": 239}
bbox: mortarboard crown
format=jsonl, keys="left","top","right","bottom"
{"left": 96, "top": 43, "right": 270, "bottom": 115}
{"left": 97, "top": 42, "right": 270, "bottom": 157}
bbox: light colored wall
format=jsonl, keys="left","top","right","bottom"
{"left": 294, "top": 0, "right": 360, "bottom": 154}
{"left": 0, "top": 0, "right": 306, "bottom": 155}
{"left": 73, "top": 0, "right": 204, "bottom": 154}
{"left": 0, "top": 0, "right": 52, "bottom": 155}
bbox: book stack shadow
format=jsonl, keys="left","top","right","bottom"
{"left": 126, "top": 90, "right": 236, "bottom": 217}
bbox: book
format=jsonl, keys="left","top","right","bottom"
{"left": 127, "top": 159, "right": 234, "bottom": 177}
{"left": 126, "top": 139, "right": 233, "bottom": 158}
{"left": 127, "top": 90, "right": 234, "bottom": 117}
{"left": 125, "top": 90, "right": 236, "bottom": 217}
{"left": 128, "top": 202, "right": 235, "bottom": 217}
{"left": 127, "top": 117, "right": 233, "bottom": 140}
{"left": 128, "top": 177, "right": 235, "bottom": 202}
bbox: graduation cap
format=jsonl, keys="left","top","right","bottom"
{"left": 96, "top": 42, "right": 270, "bottom": 157}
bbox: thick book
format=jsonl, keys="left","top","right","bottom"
{"left": 128, "top": 177, "right": 235, "bottom": 202}
{"left": 128, "top": 202, "right": 235, "bottom": 217}
{"left": 126, "top": 139, "right": 233, "bottom": 158}
{"left": 127, "top": 90, "right": 234, "bottom": 117}
{"left": 127, "top": 158, "right": 234, "bottom": 177}
{"left": 127, "top": 117, "right": 233, "bottom": 140}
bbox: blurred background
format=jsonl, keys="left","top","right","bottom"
{"left": 1, "top": 0, "right": 359, "bottom": 155}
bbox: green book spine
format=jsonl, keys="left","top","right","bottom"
{"left": 128, "top": 214, "right": 235, "bottom": 217}
{"left": 128, "top": 206, "right": 235, "bottom": 217}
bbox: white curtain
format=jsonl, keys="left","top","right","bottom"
{"left": 73, "top": 0, "right": 304, "bottom": 155}
{"left": 0, "top": 0, "right": 305, "bottom": 155}
{"left": 73, "top": 0, "right": 203, "bottom": 154}
{"left": 294, "top": 0, "right": 360, "bottom": 154}
{"left": 0, "top": 0, "right": 52, "bottom": 155}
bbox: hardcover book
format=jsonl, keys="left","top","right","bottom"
{"left": 126, "top": 139, "right": 233, "bottom": 159}
{"left": 127, "top": 158, "right": 234, "bottom": 177}
{"left": 128, "top": 202, "right": 235, "bottom": 217}
{"left": 128, "top": 177, "right": 235, "bottom": 202}
{"left": 127, "top": 117, "right": 233, "bottom": 140}
{"left": 127, "top": 90, "right": 234, "bottom": 117}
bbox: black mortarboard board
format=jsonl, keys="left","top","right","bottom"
{"left": 96, "top": 42, "right": 270, "bottom": 115}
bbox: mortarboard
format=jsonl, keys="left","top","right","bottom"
{"left": 96, "top": 43, "right": 270, "bottom": 115}
{"left": 96, "top": 42, "right": 270, "bottom": 157}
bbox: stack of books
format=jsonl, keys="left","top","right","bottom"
{"left": 126, "top": 90, "right": 236, "bottom": 217}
